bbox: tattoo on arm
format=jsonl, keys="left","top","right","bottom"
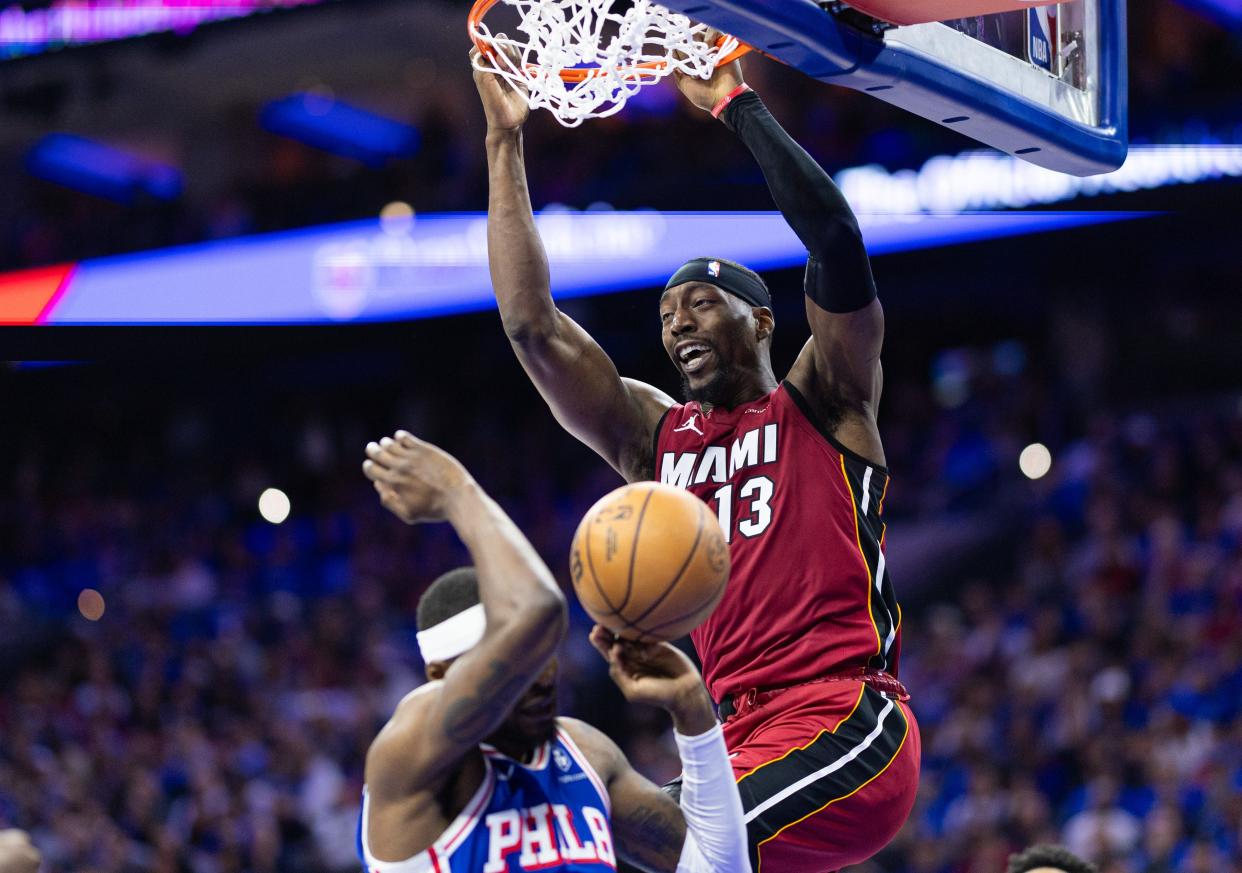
{"left": 617, "top": 802, "right": 686, "bottom": 870}
{"left": 442, "top": 659, "right": 532, "bottom": 741}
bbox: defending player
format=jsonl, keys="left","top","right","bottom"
{"left": 475, "top": 44, "right": 920, "bottom": 872}
{"left": 359, "top": 431, "right": 748, "bottom": 873}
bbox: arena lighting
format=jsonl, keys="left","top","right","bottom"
{"left": 258, "top": 488, "right": 291, "bottom": 524}
{"left": 1019, "top": 443, "right": 1053, "bottom": 480}
{"left": 1175, "top": 0, "right": 1242, "bottom": 28}
{"left": 380, "top": 201, "right": 416, "bottom": 236}
{"left": 0, "top": 0, "right": 328, "bottom": 61}
{"left": 26, "top": 134, "right": 182, "bottom": 204}
{"left": 3, "top": 210, "right": 1142, "bottom": 325}
{"left": 261, "top": 94, "right": 420, "bottom": 167}
{"left": 77, "top": 588, "right": 106, "bottom": 621}
{"left": 837, "top": 145, "right": 1242, "bottom": 214}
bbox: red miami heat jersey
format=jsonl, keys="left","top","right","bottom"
{"left": 654, "top": 381, "right": 901, "bottom": 701}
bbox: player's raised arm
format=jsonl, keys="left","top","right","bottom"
{"left": 473, "top": 48, "right": 674, "bottom": 481}
{"left": 562, "top": 628, "right": 750, "bottom": 873}
{"left": 361, "top": 432, "right": 567, "bottom": 793}
{"left": 677, "top": 58, "right": 886, "bottom": 463}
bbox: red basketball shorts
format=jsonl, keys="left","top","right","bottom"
{"left": 725, "top": 679, "right": 921, "bottom": 873}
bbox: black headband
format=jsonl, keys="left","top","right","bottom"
{"left": 664, "top": 258, "right": 771, "bottom": 310}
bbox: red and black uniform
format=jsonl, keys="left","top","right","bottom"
{"left": 655, "top": 382, "right": 920, "bottom": 873}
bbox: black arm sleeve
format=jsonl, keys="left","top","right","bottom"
{"left": 722, "top": 90, "right": 877, "bottom": 314}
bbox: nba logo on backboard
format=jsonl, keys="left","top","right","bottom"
{"left": 708, "top": 260, "right": 721, "bottom": 278}
{"left": 1026, "top": 6, "right": 1057, "bottom": 73}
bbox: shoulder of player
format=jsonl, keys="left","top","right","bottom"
{"left": 784, "top": 356, "right": 888, "bottom": 469}
{"left": 619, "top": 379, "right": 677, "bottom": 481}
{"left": 556, "top": 717, "right": 626, "bottom": 782}
{"left": 366, "top": 682, "right": 446, "bottom": 794}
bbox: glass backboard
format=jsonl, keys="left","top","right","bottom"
{"left": 660, "top": 0, "right": 1127, "bottom": 176}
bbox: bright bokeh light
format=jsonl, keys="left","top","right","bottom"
{"left": 78, "top": 588, "right": 105, "bottom": 621}
{"left": 259, "top": 487, "right": 292, "bottom": 524}
{"left": 1019, "top": 443, "right": 1053, "bottom": 480}
{"left": 380, "top": 201, "right": 415, "bottom": 236}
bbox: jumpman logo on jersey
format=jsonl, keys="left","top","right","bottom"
{"left": 674, "top": 414, "right": 704, "bottom": 437}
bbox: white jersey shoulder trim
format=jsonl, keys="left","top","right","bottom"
{"left": 360, "top": 756, "right": 496, "bottom": 873}
{"left": 555, "top": 723, "right": 612, "bottom": 816}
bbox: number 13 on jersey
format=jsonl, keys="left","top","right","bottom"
{"left": 711, "top": 476, "right": 774, "bottom": 542}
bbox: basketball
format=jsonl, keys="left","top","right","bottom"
{"left": 570, "top": 482, "right": 730, "bottom": 642}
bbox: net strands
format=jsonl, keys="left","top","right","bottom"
{"left": 470, "top": 0, "right": 746, "bottom": 127}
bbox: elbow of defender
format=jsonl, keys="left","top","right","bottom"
{"left": 518, "top": 584, "right": 569, "bottom": 655}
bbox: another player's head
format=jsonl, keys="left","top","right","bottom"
{"left": 1006, "top": 844, "right": 1099, "bottom": 873}
{"left": 416, "top": 567, "right": 559, "bottom": 748}
{"left": 660, "top": 257, "right": 775, "bottom": 407}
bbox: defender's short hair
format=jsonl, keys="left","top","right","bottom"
{"left": 416, "top": 567, "right": 480, "bottom": 631}
{"left": 1007, "top": 845, "right": 1098, "bottom": 873}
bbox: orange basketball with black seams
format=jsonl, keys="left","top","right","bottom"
{"left": 570, "top": 481, "right": 730, "bottom": 642}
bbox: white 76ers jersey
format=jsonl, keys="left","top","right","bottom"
{"left": 358, "top": 724, "right": 616, "bottom": 873}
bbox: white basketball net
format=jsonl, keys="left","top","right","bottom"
{"left": 472, "top": 0, "right": 738, "bottom": 127}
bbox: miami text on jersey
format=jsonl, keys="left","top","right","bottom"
{"left": 659, "top": 423, "right": 778, "bottom": 488}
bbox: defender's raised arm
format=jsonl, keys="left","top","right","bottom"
{"left": 474, "top": 48, "right": 673, "bottom": 481}
{"left": 361, "top": 432, "right": 567, "bottom": 794}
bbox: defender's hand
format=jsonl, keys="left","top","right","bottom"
{"left": 590, "top": 626, "right": 716, "bottom": 735}
{"left": 0, "top": 830, "right": 41, "bottom": 873}
{"left": 471, "top": 44, "right": 531, "bottom": 132}
{"left": 363, "top": 431, "right": 473, "bottom": 524}
{"left": 673, "top": 30, "right": 745, "bottom": 114}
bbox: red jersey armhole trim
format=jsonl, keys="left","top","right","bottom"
{"left": 780, "top": 380, "right": 889, "bottom": 474}
{"left": 650, "top": 404, "right": 676, "bottom": 474}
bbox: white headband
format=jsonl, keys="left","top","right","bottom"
{"left": 416, "top": 603, "right": 486, "bottom": 663}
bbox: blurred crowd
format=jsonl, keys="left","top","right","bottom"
{"left": 1, "top": 328, "right": 1240, "bottom": 873}
{"left": 0, "top": 0, "right": 1238, "bottom": 273}
{"left": 1, "top": 1, "right": 1240, "bottom": 869}
{"left": 874, "top": 406, "right": 1242, "bottom": 873}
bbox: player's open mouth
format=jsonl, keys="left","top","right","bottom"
{"left": 676, "top": 342, "right": 713, "bottom": 375}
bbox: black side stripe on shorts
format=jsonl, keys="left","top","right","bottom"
{"left": 735, "top": 687, "right": 909, "bottom": 869}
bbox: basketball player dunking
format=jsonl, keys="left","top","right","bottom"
{"left": 358, "top": 431, "right": 749, "bottom": 873}
{"left": 475, "top": 45, "right": 920, "bottom": 872}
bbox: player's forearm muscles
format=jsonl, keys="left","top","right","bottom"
{"left": 724, "top": 91, "right": 877, "bottom": 314}
{"left": 439, "top": 482, "right": 567, "bottom": 741}
{"left": 485, "top": 129, "right": 556, "bottom": 339}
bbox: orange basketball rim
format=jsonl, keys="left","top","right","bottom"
{"left": 468, "top": 0, "right": 752, "bottom": 84}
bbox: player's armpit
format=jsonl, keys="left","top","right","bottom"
{"left": 787, "top": 302, "right": 887, "bottom": 467}
{"left": 511, "top": 310, "right": 674, "bottom": 481}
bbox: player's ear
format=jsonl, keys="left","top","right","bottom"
{"left": 426, "top": 661, "right": 448, "bottom": 681}
{"left": 754, "top": 306, "right": 774, "bottom": 342}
